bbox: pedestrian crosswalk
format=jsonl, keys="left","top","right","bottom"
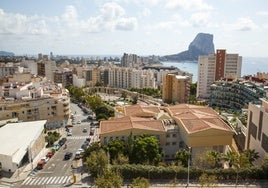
{"left": 21, "top": 176, "right": 70, "bottom": 186}
{"left": 67, "top": 136, "right": 90, "bottom": 140}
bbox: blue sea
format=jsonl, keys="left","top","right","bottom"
{"left": 161, "top": 57, "right": 268, "bottom": 83}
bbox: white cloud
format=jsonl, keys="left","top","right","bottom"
{"left": 115, "top": 17, "right": 138, "bottom": 30}
{"left": 165, "top": 0, "right": 213, "bottom": 11}
{"left": 224, "top": 17, "right": 259, "bottom": 31}
{"left": 190, "top": 12, "right": 211, "bottom": 27}
{"left": 257, "top": 11, "right": 268, "bottom": 16}
{"left": 0, "top": 8, "right": 49, "bottom": 35}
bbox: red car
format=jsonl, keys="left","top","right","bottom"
{"left": 46, "top": 152, "right": 54, "bottom": 158}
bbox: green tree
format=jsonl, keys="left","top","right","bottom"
{"left": 175, "top": 149, "right": 190, "bottom": 167}
{"left": 82, "top": 142, "right": 102, "bottom": 161}
{"left": 106, "top": 140, "right": 125, "bottom": 163}
{"left": 121, "top": 91, "right": 127, "bottom": 100}
{"left": 131, "top": 135, "right": 161, "bottom": 165}
{"left": 132, "top": 95, "right": 138, "bottom": 104}
{"left": 94, "top": 169, "right": 123, "bottom": 188}
{"left": 95, "top": 105, "right": 115, "bottom": 121}
{"left": 243, "top": 149, "right": 260, "bottom": 166}
{"left": 84, "top": 94, "right": 103, "bottom": 112}
{"left": 45, "top": 131, "right": 61, "bottom": 147}
{"left": 131, "top": 177, "right": 150, "bottom": 188}
{"left": 85, "top": 149, "right": 108, "bottom": 177}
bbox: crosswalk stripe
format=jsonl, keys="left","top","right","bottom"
{"left": 46, "top": 177, "right": 54, "bottom": 184}
{"left": 59, "top": 176, "right": 68, "bottom": 184}
{"left": 42, "top": 176, "right": 50, "bottom": 184}
{"left": 36, "top": 177, "right": 45, "bottom": 185}
{"left": 29, "top": 177, "right": 39, "bottom": 185}
{"left": 68, "top": 136, "right": 89, "bottom": 140}
{"left": 22, "top": 176, "right": 71, "bottom": 186}
{"left": 50, "top": 177, "right": 58, "bottom": 184}
{"left": 22, "top": 177, "right": 31, "bottom": 185}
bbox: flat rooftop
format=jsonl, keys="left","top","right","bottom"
{"left": 0, "top": 120, "right": 46, "bottom": 163}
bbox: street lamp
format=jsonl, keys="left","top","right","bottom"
{"left": 187, "top": 147, "right": 191, "bottom": 187}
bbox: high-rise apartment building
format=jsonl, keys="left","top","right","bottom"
{"left": 197, "top": 49, "right": 242, "bottom": 99}
{"left": 245, "top": 98, "right": 268, "bottom": 165}
{"left": 37, "top": 60, "right": 57, "bottom": 82}
{"left": 162, "top": 74, "right": 190, "bottom": 103}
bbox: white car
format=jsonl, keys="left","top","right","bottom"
{"left": 77, "top": 120, "right": 81, "bottom": 124}
{"left": 67, "top": 132, "right": 72, "bottom": 136}
{"left": 41, "top": 157, "right": 49, "bottom": 163}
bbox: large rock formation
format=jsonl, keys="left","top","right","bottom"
{"left": 161, "top": 33, "right": 215, "bottom": 62}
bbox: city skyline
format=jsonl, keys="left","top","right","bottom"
{"left": 0, "top": 0, "right": 268, "bottom": 57}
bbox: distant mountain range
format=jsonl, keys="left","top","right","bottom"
{"left": 0, "top": 51, "right": 15, "bottom": 56}
{"left": 160, "top": 33, "right": 215, "bottom": 62}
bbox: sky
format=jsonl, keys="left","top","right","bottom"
{"left": 0, "top": 0, "right": 268, "bottom": 57}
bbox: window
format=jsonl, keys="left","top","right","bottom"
{"left": 172, "top": 142, "right": 176, "bottom": 145}
{"left": 166, "top": 133, "right": 170, "bottom": 138}
{"left": 172, "top": 133, "right": 177, "bottom": 137}
{"left": 166, "top": 142, "right": 170, "bottom": 146}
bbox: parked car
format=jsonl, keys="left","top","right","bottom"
{"left": 37, "top": 161, "right": 45, "bottom": 170}
{"left": 77, "top": 120, "right": 81, "bottom": 124}
{"left": 75, "top": 151, "right": 82, "bottom": 159}
{"left": 46, "top": 152, "right": 54, "bottom": 158}
{"left": 83, "top": 128, "right": 87, "bottom": 133}
{"left": 90, "top": 130, "right": 94, "bottom": 135}
{"left": 41, "top": 156, "right": 49, "bottom": 163}
{"left": 59, "top": 137, "right": 67, "bottom": 146}
{"left": 81, "top": 143, "right": 87, "bottom": 150}
{"left": 64, "top": 152, "right": 73, "bottom": 160}
{"left": 53, "top": 144, "right": 60, "bottom": 151}
{"left": 67, "top": 132, "right": 72, "bottom": 136}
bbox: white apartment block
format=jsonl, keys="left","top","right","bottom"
{"left": 0, "top": 79, "right": 70, "bottom": 129}
{"left": 20, "top": 59, "right": 38, "bottom": 75}
{"left": 107, "top": 67, "right": 155, "bottom": 89}
{"left": 197, "top": 49, "right": 242, "bottom": 99}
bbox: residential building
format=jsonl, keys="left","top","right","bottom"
{"left": 0, "top": 120, "right": 46, "bottom": 172}
{"left": 197, "top": 49, "right": 242, "bottom": 99}
{"left": 37, "top": 60, "right": 57, "bottom": 82}
{"left": 245, "top": 98, "right": 268, "bottom": 165}
{"left": 210, "top": 79, "right": 267, "bottom": 111}
{"left": 0, "top": 62, "right": 18, "bottom": 79}
{"left": 162, "top": 74, "right": 190, "bottom": 103}
{"left": 0, "top": 79, "right": 70, "bottom": 129}
{"left": 54, "top": 68, "right": 73, "bottom": 87}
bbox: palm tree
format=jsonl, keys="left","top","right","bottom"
{"left": 223, "top": 151, "right": 239, "bottom": 168}
{"left": 243, "top": 149, "right": 260, "bottom": 166}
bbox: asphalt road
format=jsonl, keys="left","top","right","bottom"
{"left": 18, "top": 102, "right": 96, "bottom": 187}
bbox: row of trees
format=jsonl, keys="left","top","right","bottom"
{"left": 66, "top": 86, "right": 115, "bottom": 121}
{"left": 83, "top": 134, "right": 162, "bottom": 178}
{"left": 82, "top": 139, "right": 267, "bottom": 187}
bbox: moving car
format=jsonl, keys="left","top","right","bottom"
{"left": 83, "top": 128, "right": 87, "bottom": 133}
{"left": 77, "top": 120, "right": 81, "bottom": 124}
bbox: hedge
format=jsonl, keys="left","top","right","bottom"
{"left": 111, "top": 164, "right": 268, "bottom": 181}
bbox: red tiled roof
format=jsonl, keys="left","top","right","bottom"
{"left": 124, "top": 104, "right": 160, "bottom": 117}
{"left": 166, "top": 104, "right": 233, "bottom": 134}
{"left": 100, "top": 116, "right": 165, "bottom": 135}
